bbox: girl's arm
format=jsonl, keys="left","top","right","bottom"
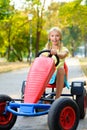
{"left": 50, "top": 49, "right": 69, "bottom": 59}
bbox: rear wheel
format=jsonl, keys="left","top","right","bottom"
{"left": 0, "top": 95, "right": 17, "bottom": 130}
{"left": 76, "top": 88, "right": 87, "bottom": 119}
{"left": 48, "top": 98, "right": 80, "bottom": 130}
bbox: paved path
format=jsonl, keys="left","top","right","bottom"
{"left": 66, "top": 57, "right": 87, "bottom": 83}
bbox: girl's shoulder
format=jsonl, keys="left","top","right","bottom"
{"left": 61, "top": 46, "right": 69, "bottom": 52}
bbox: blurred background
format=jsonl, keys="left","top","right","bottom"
{"left": 0, "top": 0, "right": 87, "bottom": 63}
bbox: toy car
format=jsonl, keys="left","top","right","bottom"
{"left": 0, "top": 50, "right": 87, "bottom": 130}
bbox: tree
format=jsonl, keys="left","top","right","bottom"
{"left": 58, "top": 0, "right": 87, "bottom": 56}
{"left": 0, "top": 0, "right": 14, "bottom": 59}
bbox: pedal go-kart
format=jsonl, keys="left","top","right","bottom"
{"left": 0, "top": 50, "right": 87, "bottom": 130}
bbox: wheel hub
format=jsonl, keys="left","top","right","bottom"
{"left": 60, "top": 106, "right": 76, "bottom": 130}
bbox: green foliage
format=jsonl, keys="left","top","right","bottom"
{"left": 44, "top": 2, "right": 61, "bottom": 29}
{"left": 0, "top": 0, "right": 87, "bottom": 61}
{"left": 0, "top": 0, "right": 12, "bottom": 20}
{"left": 58, "top": 1, "right": 87, "bottom": 55}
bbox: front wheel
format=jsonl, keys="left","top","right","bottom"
{"left": 0, "top": 94, "right": 17, "bottom": 130}
{"left": 48, "top": 98, "right": 80, "bottom": 130}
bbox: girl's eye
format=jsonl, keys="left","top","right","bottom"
{"left": 56, "top": 35, "right": 60, "bottom": 37}
{"left": 50, "top": 34, "right": 60, "bottom": 38}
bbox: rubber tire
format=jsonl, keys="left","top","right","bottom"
{"left": 76, "top": 87, "right": 87, "bottom": 119}
{"left": 48, "top": 98, "right": 80, "bottom": 130}
{"left": 0, "top": 94, "right": 17, "bottom": 130}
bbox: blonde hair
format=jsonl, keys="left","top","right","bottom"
{"left": 46, "top": 27, "right": 63, "bottom": 51}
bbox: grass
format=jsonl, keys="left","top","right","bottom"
{"left": 0, "top": 61, "right": 29, "bottom": 73}
{"left": 79, "top": 58, "right": 87, "bottom": 77}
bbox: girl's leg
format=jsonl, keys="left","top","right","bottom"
{"left": 55, "top": 67, "right": 65, "bottom": 99}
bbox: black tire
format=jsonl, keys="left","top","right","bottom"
{"left": 48, "top": 98, "right": 80, "bottom": 130}
{"left": 76, "top": 87, "right": 87, "bottom": 119}
{"left": 0, "top": 94, "right": 17, "bottom": 130}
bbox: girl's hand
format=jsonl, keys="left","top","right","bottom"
{"left": 51, "top": 49, "right": 57, "bottom": 55}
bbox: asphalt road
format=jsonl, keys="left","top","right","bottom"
{"left": 0, "top": 57, "right": 87, "bottom": 130}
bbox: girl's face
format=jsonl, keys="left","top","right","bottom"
{"left": 49, "top": 30, "right": 61, "bottom": 46}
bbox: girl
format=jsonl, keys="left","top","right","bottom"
{"left": 45, "top": 27, "right": 69, "bottom": 99}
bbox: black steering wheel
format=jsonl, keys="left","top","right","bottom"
{"left": 37, "top": 50, "right": 59, "bottom": 66}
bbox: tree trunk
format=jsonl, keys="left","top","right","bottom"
{"left": 35, "top": 30, "right": 41, "bottom": 57}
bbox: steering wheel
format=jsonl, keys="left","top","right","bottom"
{"left": 37, "top": 50, "right": 59, "bottom": 66}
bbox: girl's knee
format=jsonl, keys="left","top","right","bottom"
{"left": 57, "top": 67, "right": 65, "bottom": 75}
